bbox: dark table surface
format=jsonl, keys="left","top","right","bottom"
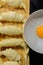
{"left": 30, "top": 0, "right": 43, "bottom": 65}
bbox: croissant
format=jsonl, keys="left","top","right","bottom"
{"left": 0, "top": 48, "right": 21, "bottom": 61}
{"left": 0, "top": 38, "right": 26, "bottom": 48}
{"left": 2, "top": 61, "right": 19, "bottom": 65}
{"left": 0, "top": 0, "right": 26, "bottom": 9}
{"left": 0, "top": 11, "right": 26, "bottom": 22}
{"left": 0, "top": 25, "right": 23, "bottom": 35}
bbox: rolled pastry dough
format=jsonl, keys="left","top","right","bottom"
{"left": 0, "top": 11, "right": 26, "bottom": 22}
{"left": 2, "top": 61, "right": 19, "bottom": 65}
{"left": 0, "top": 25, "right": 23, "bottom": 35}
{"left": 0, "top": 48, "right": 21, "bottom": 61}
{"left": 0, "top": 0, "right": 26, "bottom": 9}
{"left": 6, "top": 0, "right": 26, "bottom": 9}
{"left": 0, "top": 38, "right": 25, "bottom": 48}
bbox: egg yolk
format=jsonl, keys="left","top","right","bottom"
{"left": 36, "top": 26, "right": 43, "bottom": 38}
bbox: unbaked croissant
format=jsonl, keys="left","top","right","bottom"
{"left": 0, "top": 0, "right": 26, "bottom": 9}
{"left": 0, "top": 25, "right": 23, "bottom": 35}
{"left": 0, "top": 11, "right": 26, "bottom": 22}
{"left": 0, "top": 48, "right": 21, "bottom": 61}
{"left": 2, "top": 61, "right": 20, "bottom": 65}
{"left": 0, "top": 38, "right": 26, "bottom": 48}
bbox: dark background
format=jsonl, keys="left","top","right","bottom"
{"left": 30, "top": 0, "right": 43, "bottom": 65}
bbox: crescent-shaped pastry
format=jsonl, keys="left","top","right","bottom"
{"left": 0, "top": 0, "right": 26, "bottom": 9}
{"left": 0, "top": 38, "right": 25, "bottom": 48}
{"left": 0, "top": 11, "right": 26, "bottom": 22}
{"left": 0, "top": 25, "right": 23, "bottom": 35}
{"left": 2, "top": 61, "right": 19, "bottom": 65}
{"left": 0, "top": 48, "right": 21, "bottom": 61}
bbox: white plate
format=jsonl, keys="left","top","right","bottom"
{"left": 24, "top": 9, "right": 43, "bottom": 54}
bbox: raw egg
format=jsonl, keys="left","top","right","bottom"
{"left": 36, "top": 26, "right": 43, "bottom": 38}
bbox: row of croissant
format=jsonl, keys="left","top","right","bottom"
{"left": 0, "top": 11, "right": 26, "bottom": 47}
{"left": 0, "top": 0, "right": 26, "bottom": 37}
{"left": 0, "top": 0, "right": 29, "bottom": 65}
{"left": 0, "top": 6, "right": 26, "bottom": 47}
{"left": 0, "top": 38, "right": 29, "bottom": 65}
{"left": 0, "top": 11, "right": 26, "bottom": 35}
